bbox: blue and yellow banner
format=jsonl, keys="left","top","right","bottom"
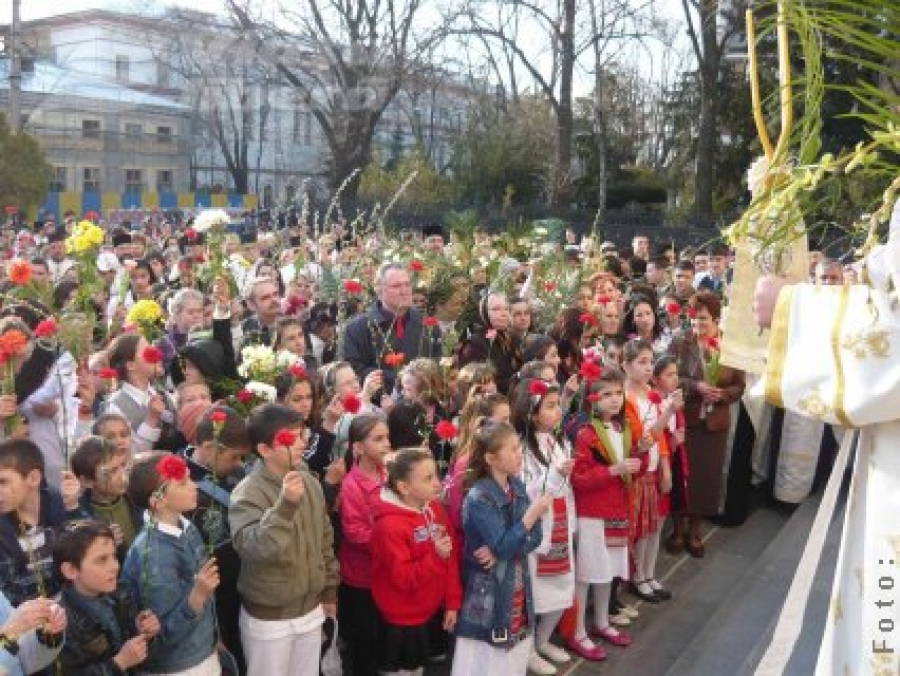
{"left": 39, "top": 191, "right": 258, "bottom": 223}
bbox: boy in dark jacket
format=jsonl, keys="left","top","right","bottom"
{"left": 181, "top": 405, "right": 250, "bottom": 673}
{"left": 55, "top": 520, "right": 160, "bottom": 675}
{"left": 0, "top": 439, "right": 84, "bottom": 607}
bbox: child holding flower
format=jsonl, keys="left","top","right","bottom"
{"left": 183, "top": 406, "right": 252, "bottom": 674}
{"left": 371, "top": 449, "right": 462, "bottom": 676}
{"left": 121, "top": 452, "right": 221, "bottom": 675}
{"left": 512, "top": 379, "right": 576, "bottom": 675}
{"left": 229, "top": 403, "right": 339, "bottom": 676}
{"left": 622, "top": 340, "right": 680, "bottom": 603}
{"left": 569, "top": 368, "right": 652, "bottom": 660}
{"left": 106, "top": 334, "right": 178, "bottom": 452}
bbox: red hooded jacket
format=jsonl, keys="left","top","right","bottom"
{"left": 371, "top": 488, "right": 463, "bottom": 626}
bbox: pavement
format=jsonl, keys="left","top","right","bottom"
{"left": 425, "top": 486, "right": 843, "bottom": 676}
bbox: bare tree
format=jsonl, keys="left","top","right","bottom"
{"left": 159, "top": 11, "right": 275, "bottom": 194}
{"left": 449, "top": 0, "right": 657, "bottom": 207}
{"left": 224, "top": 0, "right": 444, "bottom": 205}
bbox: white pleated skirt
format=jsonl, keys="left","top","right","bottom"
{"left": 575, "top": 517, "right": 629, "bottom": 584}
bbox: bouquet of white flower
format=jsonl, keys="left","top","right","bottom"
{"left": 238, "top": 344, "right": 280, "bottom": 383}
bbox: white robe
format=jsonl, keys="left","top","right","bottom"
{"left": 759, "top": 204, "right": 900, "bottom": 675}
{"left": 521, "top": 433, "right": 576, "bottom": 614}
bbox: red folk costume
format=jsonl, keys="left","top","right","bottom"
{"left": 628, "top": 392, "right": 670, "bottom": 541}
{"left": 572, "top": 400, "right": 648, "bottom": 547}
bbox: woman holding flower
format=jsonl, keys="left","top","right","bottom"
{"left": 666, "top": 291, "right": 745, "bottom": 558}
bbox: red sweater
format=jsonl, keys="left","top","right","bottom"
{"left": 371, "top": 489, "right": 463, "bottom": 626}
{"left": 572, "top": 404, "right": 647, "bottom": 521}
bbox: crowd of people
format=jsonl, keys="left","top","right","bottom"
{"left": 0, "top": 211, "right": 844, "bottom": 676}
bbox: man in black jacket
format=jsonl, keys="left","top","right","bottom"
{"left": 341, "top": 262, "right": 441, "bottom": 392}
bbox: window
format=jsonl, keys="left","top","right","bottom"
{"left": 82, "top": 120, "right": 101, "bottom": 139}
{"left": 157, "top": 170, "right": 173, "bottom": 193}
{"left": 83, "top": 168, "right": 101, "bottom": 192}
{"left": 293, "top": 110, "right": 302, "bottom": 143}
{"left": 125, "top": 123, "right": 142, "bottom": 140}
{"left": 156, "top": 126, "right": 172, "bottom": 144}
{"left": 156, "top": 60, "right": 170, "bottom": 88}
{"left": 125, "top": 169, "right": 143, "bottom": 193}
{"left": 115, "top": 55, "right": 129, "bottom": 82}
{"left": 49, "top": 167, "right": 66, "bottom": 192}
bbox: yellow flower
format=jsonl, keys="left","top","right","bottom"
{"left": 66, "top": 221, "right": 105, "bottom": 254}
{"left": 126, "top": 300, "right": 164, "bottom": 327}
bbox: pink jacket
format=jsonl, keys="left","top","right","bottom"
{"left": 443, "top": 454, "right": 469, "bottom": 546}
{"left": 339, "top": 464, "right": 386, "bottom": 589}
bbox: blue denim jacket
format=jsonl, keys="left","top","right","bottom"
{"left": 455, "top": 476, "right": 542, "bottom": 645}
{"left": 121, "top": 517, "right": 216, "bottom": 672}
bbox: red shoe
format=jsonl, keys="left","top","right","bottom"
{"left": 591, "top": 626, "right": 633, "bottom": 647}
{"left": 565, "top": 636, "right": 607, "bottom": 661}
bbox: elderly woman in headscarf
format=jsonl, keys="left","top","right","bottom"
{"left": 456, "top": 290, "right": 524, "bottom": 394}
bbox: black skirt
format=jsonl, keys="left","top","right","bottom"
{"left": 379, "top": 621, "right": 432, "bottom": 672}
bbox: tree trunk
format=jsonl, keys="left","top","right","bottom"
{"left": 553, "top": 0, "right": 577, "bottom": 207}
{"left": 593, "top": 67, "right": 607, "bottom": 222}
{"left": 694, "top": 0, "right": 720, "bottom": 225}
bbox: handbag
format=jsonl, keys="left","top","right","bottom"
{"left": 320, "top": 617, "right": 343, "bottom": 676}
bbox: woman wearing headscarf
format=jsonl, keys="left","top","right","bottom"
{"left": 456, "top": 291, "right": 524, "bottom": 394}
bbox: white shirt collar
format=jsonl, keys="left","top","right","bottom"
{"left": 150, "top": 514, "right": 191, "bottom": 538}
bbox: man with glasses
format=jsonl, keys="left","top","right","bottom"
{"left": 342, "top": 262, "right": 442, "bottom": 393}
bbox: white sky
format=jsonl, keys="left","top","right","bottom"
{"left": 18, "top": 0, "right": 228, "bottom": 21}
{"left": 14, "top": 0, "right": 691, "bottom": 95}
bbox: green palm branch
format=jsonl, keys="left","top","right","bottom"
{"left": 728, "top": 0, "right": 900, "bottom": 255}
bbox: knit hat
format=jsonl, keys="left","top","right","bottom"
{"left": 178, "top": 400, "right": 211, "bottom": 445}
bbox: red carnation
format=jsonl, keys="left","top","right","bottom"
{"left": 648, "top": 391, "right": 663, "bottom": 406}
{"left": 666, "top": 302, "right": 682, "bottom": 316}
{"left": 34, "top": 319, "right": 59, "bottom": 338}
{"left": 343, "top": 280, "right": 364, "bottom": 294}
{"left": 84, "top": 210, "right": 100, "bottom": 222}
{"left": 274, "top": 429, "right": 298, "bottom": 448}
{"left": 579, "top": 312, "right": 598, "bottom": 326}
{"left": 423, "top": 316, "right": 439, "bottom": 328}
{"left": 587, "top": 392, "right": 602, "bottom": 404}
{"left": 686, "top": 307, "right": 698, "bottom": 319}
{"left": 236, "top": 389, "right": 253, "bottom": 404}
{"left": 435, "top": 420, "right": 459, "bottom": 441}
{"left": 409, "top": 259, "right": 425, "bottom": 272}
{"left": 596, "top": 295, "right": 612, "bottom": 305}
{"left": 157, "top": 454, "right": 188, "bottom": 482}
{"left": 544, "top": 281, "right": 557, "bottom": 293}
{"left": 528, "top": 380, "right": 549, "bottom": 397}
{"left": 708, "top": 337, "right": 720, "bottom": 350}
{"left": 185, "top": 228, "right": 198, "bottom": 242}
{"left": 290, "top": 363, "right": 307, "bottom": 379}
{"left": 99, "top": 368, "right": 118, "bottom": 380}
{"left": 209, "top": 410, "right": 227, "bottom": 424}
{"left": 194, "top": 253, "right": 206, "bottom": 264}
{"left": 342, "top": 393, "right": 362, "bottom": 415}
{"left": 8, "top": 259, "right": 32, "bottom": 286}
{"left": 142, "top": 346, "right": 163, "bottom": 364}
{"left": 580, "top": 360, "right": 603, "bottom": 382}
{"left": 384, "top": 352, "right": 405, "bottom": 368}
